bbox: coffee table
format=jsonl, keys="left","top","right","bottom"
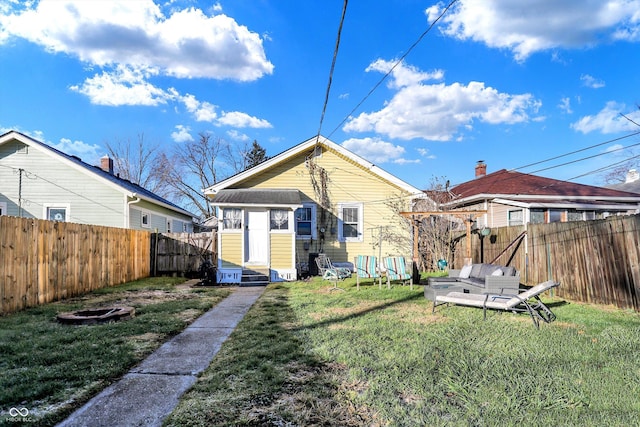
{"left": 424, "top": 282, "right": 466, "bottom": 301}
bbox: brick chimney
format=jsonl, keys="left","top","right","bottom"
{"left": 101, "top": 155, "right": 114, "bottom": 174}
{"left": 475, "top": 160, "right": 486, "bottom": 178}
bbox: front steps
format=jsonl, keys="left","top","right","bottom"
{"left": 241, "top": 268, "right": 269, "bottom": 286}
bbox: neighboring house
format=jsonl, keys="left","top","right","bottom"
{"left": 442, "top": 161, "right": 640, "bottom": 228}
{"left": 606, "top": 169, "right": 640, "bottom": 194}
{"left": 0, "top": 130, "right": 194, "bottom": 232}
{"left": 203, "top": 135, "right": 426, "bottom": 283}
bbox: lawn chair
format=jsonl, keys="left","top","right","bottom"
{"left": 383, "top": 256, "right": 413, "bottom": 290}
{"left": 354, "top": 255, "right": 382, "bottom": 290}
{"left": 315, "top": 254, "right": 351, "bottom": 291}
{"left": 432, "top": 280, "right": 560, "bottom": 328}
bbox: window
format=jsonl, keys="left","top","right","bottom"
{"left": 567, "top": 210, "right": 584, "bottom": 222}
{"left": 508, "top": 209, "right": 523, "bottom": 226}
{"left": 584, "top": 211, "right": 596, "bottom": 221}
{"left": 549, "top": 209, "right": 562, "bottom": 223}
{"left": 141, "top": 212, "right": 150, "bottom": 228}
{"left": 530, "top": 209, "right": 545, "bottom": 224}
{"left": 222, "top": 208, "right": 242, "bottom": 230}
{"left": 44, "top": 203, "right": 70, "bottom": 222}
{"left": 270, "top": 209, "right": 289, "bottom": 230}
{"left": 295, "top": 204, "right": 316, "bottom": 239}
{"left": 0, "top": 202, "right": 6, "bottom": 216}
{"left": 167, "top": 220, "right": 172, "bottom": 232}
{"left": 338, "top": 203, "right": 363, "bottom": 242}
{"left": 182, "top": 222, "right": 188, "bottom": 232}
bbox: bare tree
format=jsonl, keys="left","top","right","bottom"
{"left": 414, "top": 176, "right": 464, "bottom": 271}
{"left": 161, "top": 132, "right": 251, "bottom": 219}
{"left": 600, "top": 147, "right": 640, "bottom": 184}
{"left": 105, "top": 134, "right": 170, "bottom": 197}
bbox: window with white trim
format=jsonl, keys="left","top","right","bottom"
{"left": 270, "top": 209, "right": 289, "bottom": 230}
{"left": 0, "top": 202, "right": 6, "bottom": 216}
{"left": 295, "top": 203, "right": 316, "bottom": 239}
{"left": 44, "top": 203, "right": 70, "bottom": 222}
{"left": 222, "top": 208, "right": 242, "bottom": 230}
{"left": 508, "top": 209, "right": 523, "bottom": 226}
{"left": 141, "top": 211, "right": 150, "bottom": 228}
{"left": 338, "top": 203, "right": 363, "bottom": 242}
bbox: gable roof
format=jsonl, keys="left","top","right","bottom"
{"left": 0, "top": 130, "right": 194, "bottom": 218}
{"left": 445, "top": 169, "right": 640, "bottom": 207}
{"left": 204, "top": 135, "right": 425, "bottom": 197}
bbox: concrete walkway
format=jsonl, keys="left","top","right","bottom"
{"left": 58, "top": 285, "right": 266, "bottom": 427}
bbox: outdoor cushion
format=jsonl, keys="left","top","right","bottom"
{"left": 459, "top": 264, "right": 473, "bottom": 278}
{"left": 491, "top": 269, "right": 504, "bottom": 276}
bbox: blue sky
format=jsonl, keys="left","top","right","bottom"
{"left": 2, "top": 0, "right": 640, "bottom": 193}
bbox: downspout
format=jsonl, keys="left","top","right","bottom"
{"left": 126, "top": 193, "right": 141, "bottom": 228}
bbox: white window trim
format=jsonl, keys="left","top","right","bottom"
{"left": 295, "top": 203, "right": 317, "bottom": 240}
{"left": 338, "top": 202, "right": 363, "bottom": 242}
{"left": 221, "top": 207, "right": 243, "bottom": 232}
{"left": 43, "top": 203, "right": 71, "bottom": 222}
{"left": 270, "top": 209, "right": 292, "bottom": 233}
{"left": 0, "top": 201, "right": 6, "bottom": 216}
{"left": 141, "top": 210, "right": 151, "bottom": 229}
{"left": 42, "top": 203, "right": 71, "bottom": 222}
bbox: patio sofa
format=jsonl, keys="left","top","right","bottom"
{"left": 427, "top": 263, "right": 520, "bottom": 295}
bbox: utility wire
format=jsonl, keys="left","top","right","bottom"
{"left": 326, "top": 0, "right": 459, "bottom": 140}
{"left": 511, "top": 130, "right": 640, "bottom": 172}
{"left": 315, "top": 0, "right": 349, "bottom": 145}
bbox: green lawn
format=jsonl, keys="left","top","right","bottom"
{"left": 167, "top": 276, "right": 640, "bottom": 427}
{"left": 0, "top": 277, "right": 231, "bottom": 427}
{"left": 2, "top": 275, "right": 639, "bottom": 426}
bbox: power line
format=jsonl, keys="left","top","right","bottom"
{"left": 315, "top": 0, "right": 349, "bottom": 145}
{"left": 512, "top": 130, "right": 640, "bottom": 173}
{"left": 326, "top": 0, "right": 459, "bottom": 140}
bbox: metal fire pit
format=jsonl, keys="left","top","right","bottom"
{"left": 57, "top": 306, "right": 135, "bottom": 325}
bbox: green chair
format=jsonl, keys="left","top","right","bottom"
{"left": 355, "top": 255, "right": 382, "bottom": 290}
{"left": 383, "top": 256, "right": 413, "bottom": 290}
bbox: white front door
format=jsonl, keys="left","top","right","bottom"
{"left": 245, "top": 209, "right": 268, "bottom": 265}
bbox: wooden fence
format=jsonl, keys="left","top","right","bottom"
{"left": 452, "top": 214, "right": 640, "bottom": 311}
{"left": 1, "top": 216, "right": 151, "bottom": 314}
{"left": 151, "top": 232, "right": 216, "bottom": 276}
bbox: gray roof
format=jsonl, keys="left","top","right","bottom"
{"left": 1, "top": 130, "right": 194, "bottom": 218}
{"left": 213, "top": 189, "right": 302, "bottom": 206}
{"left": 606, "top": 181, "right": 640, "bottom": 195}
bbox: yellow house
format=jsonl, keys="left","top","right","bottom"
{"left": 204, "top": 136, "right": 427, "bottom": 284}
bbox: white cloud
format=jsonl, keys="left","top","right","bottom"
{"left": 171, "top": 125, "right": 194, "bottom": 142}
{"left": 580, "top": 74, "right": 605, "bottom": 88}
{"left": 366, "top": 58, "right": 444, "bottom": 89}
{"left": 344, "top": 60, "right": 540, "bottom": 141}
{"left": 178, "top": 94, "right": 271, "bottom": 128}
{"left": 428, "top": 0, "right": 640, "bottom": 61}
{"left": 417, "top": 148, "right": 436, "bottom": 159}
{"left": 70, "top": 65, "right": 171, "bottom": 106}
{"left": 218, "top": 111, "right": 272, "bottom": 129}
{"left": 341, "top": 137, "right": 417, "bottom": 164}
{"left": 227, "top": 130, "right": 251, "bottom": 141}
{"left": 571, "top": 101, "right": 640, "bottom": 133}
{"left": 558, "top": 97, "right": 573, "bottom": 114}
{"left": 0, "top": 0, "right": 273, "bottom": 80}
{"left": 53, "top": 137, "right": 102, "bottom": 164}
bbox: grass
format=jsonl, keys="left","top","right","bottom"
{"left": 167, "top": 276, "right": 640, "bottom": 426}
{"left": 0, "top": 277, "right": 231, "bottom": 427}
{"left": 2, "top": 275, "right": 640, "bottom": 426}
